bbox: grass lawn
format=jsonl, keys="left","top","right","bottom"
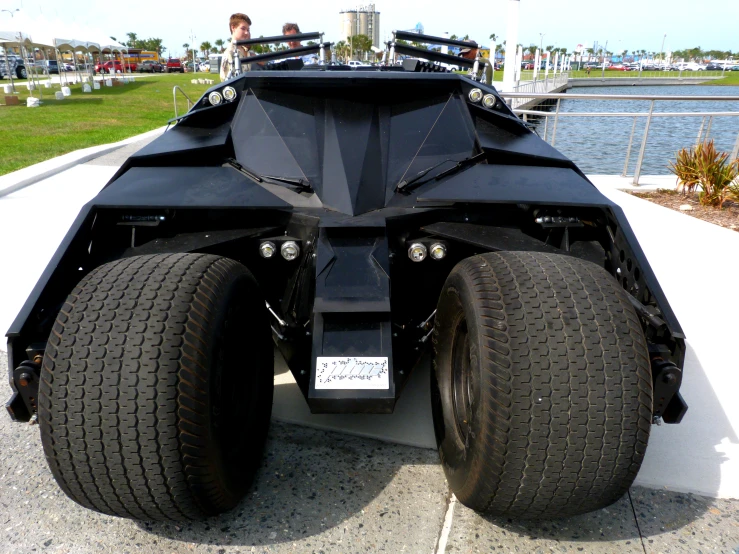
{"left": 0, "top": 73, "right": 214, "bottom": 176}
{"left": 706, "top": 71, "right": 739, "bottom": 85}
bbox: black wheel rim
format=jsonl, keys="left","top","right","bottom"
{"left": 451, "top": 318, "right": 473, "bottom": 445}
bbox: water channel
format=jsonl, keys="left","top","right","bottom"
{"left": 527, "top": 85, "right": 739, "bottom": 175}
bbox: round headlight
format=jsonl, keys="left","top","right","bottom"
{"left": 429, "top": 243, "right": 447, "bottom": 260}
{"left": 482, "top": 94, "right": 496, "bottom": 108}
{"left": 468, "top": 88, "right": 483, "bottom": 103}
{"left": 260, "top": 241, "right": 276, "bottom": 258}
{"left": 208, "top": 91, "right": 223, "bottom": 105}
{"left": 281, "top": 241, "right": 300, "bottom": 261}
{"left": 223, "top": 86, "right": 237, "bottom": 101}
{"left": 408, "top": 243, "right": 427, "bottom": 262}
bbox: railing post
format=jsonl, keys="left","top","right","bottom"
{"left": 632, "top": 100, "right": 655, "bottom": 186}
{"left": 550, "top": 98, "right": 562, "bottom": 147}
{"left": 731, "top": 130, "right": 739, "bottom": 161}
{"left": 621, "top": 116, "right": 638, "bottom": 177}
{"left": 543, "top": 114, "right": 549, "bottom": 141}
{"left": 695, "top": 116, "right": 706, "bottom": 146}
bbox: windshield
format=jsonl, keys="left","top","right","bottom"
{"left": 230, "top": 80, "right": 480, "bottom": 213}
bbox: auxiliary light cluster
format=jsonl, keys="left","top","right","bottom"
{"left": 468, "top": 88, "right": 501, "bottom": 111}
{"left": 407, "top": 242, "right": 447, "bottom": 262}
{"left": 207, "top": 86, "right": 238, "bottom": 106}
{"left": 259, "top": 240, "right": 301, "bottom": 261}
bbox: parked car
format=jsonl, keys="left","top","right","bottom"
{"left": 0, "top": 54, "right": 27, "bottom": 79}
{"left": 730, "top": 65, "right": 739, "bottom": 71}
{"left": 138, "top": 60, "right": 164, "bottom": 73}
{"left": 34, "top": 60, "right": 59, "bottom": 74}
{"left": 95, "top": 60, "right": 137, "bottom": 74}
{"left": 95, "top": 60, "right": 123, "bottom": 74}
{"left": 705, "top": 63, "right": 722, "bottom": 70}
{"left": 165, "top": 58, "right": 184, "bottom": 73}
{"left": 62, "top": 62, "right": 75, "bottom": 71}
{"left": 4, "top": 30, "right": 690, "bottom": 527}
{"left": 198, "top": 61, "right": 210, "bottom": 72}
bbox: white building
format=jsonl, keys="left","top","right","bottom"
{"left": 339, "top": 4, "right": 381, "bottom": 49}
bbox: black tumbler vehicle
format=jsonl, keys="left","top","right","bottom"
{"left": 5, "top": 32, "right": 687, "bottom": 522}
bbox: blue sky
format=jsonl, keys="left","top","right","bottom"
{"left": 2, "top": 0, "right": 735, "bottom": 57}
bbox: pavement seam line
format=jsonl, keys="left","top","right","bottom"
{"left": 434, "top": 491, "right": 457, "bottom": 554}
{"left": 627, "top": 489, "right": 648, "bottom": 554}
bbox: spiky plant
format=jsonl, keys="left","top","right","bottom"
{"left": 669, "top": 140, "right": 739, "bottom": 208}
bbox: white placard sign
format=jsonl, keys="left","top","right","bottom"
{"left": 315, "top": 357, "right": 389, "bottom": 390}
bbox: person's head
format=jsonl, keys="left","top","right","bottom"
{"left": 229, "top": 13, "right": 252, "bottom": 42}
{"left": 283, "top": 22, "right": 301, "bottom": 49}
{"left": 459, "top": 40, "right": 478, "bottom": 60}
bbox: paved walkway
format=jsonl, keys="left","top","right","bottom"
{"left": 1, "top": 134, "right": 738, "bottom": 553}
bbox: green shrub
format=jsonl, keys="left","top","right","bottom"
{"left": 669, "top": 140, "right": 739, "bottom": 208}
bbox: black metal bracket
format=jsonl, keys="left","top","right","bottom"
{"left": 649, "top": 344, "right": 687, "bottom": 423}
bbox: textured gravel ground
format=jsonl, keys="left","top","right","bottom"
{"left": 2, "top": 350, "right": 739, "bottom": 554}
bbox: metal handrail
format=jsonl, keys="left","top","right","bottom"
{"left": 498, "top": 91, "right": 739, "bottom": 185}
{"left": 501, "top": 92, "right": 739, "bottom": 101}
{"left": 172, "top": 85, "right": 194, "bottom": 119}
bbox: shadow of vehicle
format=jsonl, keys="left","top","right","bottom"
{"left": 138, "top": 421, "right": 445, "bottom": 547}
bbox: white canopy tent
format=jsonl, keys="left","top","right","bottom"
{"left": 88, "top": 37, "right": 130, "bottom": 75}
{"left": 3, "top": 13, "right": 132, "bottom": 96}
{"left": 1, "top": 29, "right": 36, "bottom": 93}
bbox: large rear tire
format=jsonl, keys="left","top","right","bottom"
{"left": 39, "top": 253, "right": 274, "bottom": 521}
{"left": 432, "top": 251, "right": 652, "bottom": 518}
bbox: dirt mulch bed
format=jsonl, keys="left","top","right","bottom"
{"left": 628, "top": 189, "right": 739, "bottom": 232}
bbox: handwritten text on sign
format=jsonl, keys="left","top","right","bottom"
{"left": 315, "top": 357, "right": 390, "bottom": 390}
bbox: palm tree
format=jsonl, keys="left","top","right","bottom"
{"left": 334, "top": 40, "right": 349, "bottom": 62}
{"left": 489, "top": 33, "right": 498, "bottom": 42}
{"left": 182, "top": 43, "right": 190, "bottom": 61}
{"left": 215, "top": 39, "right": 225, "bottom": 53}
{"left": 126, "top": 32, "right": 138, "bottom": 49}
{"left": 150, "top": 38, "right": 164, "bottom": 56}
{"left": 200, "top": 41, "right": 212, "bottom": 59}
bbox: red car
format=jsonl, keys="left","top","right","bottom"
{"left": 165, "top": 58, "right": 183, "bottom": 73}
{"left": 95, "top": 60, "right": 137, "bottom": 74}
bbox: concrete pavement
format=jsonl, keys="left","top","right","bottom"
{"left": 1, "top": 133, "right": 739, "bottom": 553}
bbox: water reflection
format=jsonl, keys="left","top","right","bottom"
{"left": 526, "top": 86, "right": 739, "bottom": 175}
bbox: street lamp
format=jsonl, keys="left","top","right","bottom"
{"left": 190, "top": 30, "right": 197, "bottom": 73}
{"left": 1, "top": 8, "right": 19, "bottom": 17}
{"left": 601, "top": 39, "right": 608, "bottom": 78}
{"left": 659, "top": 33, "right": 667, "bottom": 69}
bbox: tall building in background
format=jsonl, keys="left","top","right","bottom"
{"left": 339, "top": 4, "right": 381, "bottom": 49}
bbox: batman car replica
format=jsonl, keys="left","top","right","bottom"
{"left": 6, "top": 32, "right": 687, "bottom": 522}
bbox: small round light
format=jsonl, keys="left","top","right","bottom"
{"left": 281, "top": 241, "right": 300, "bottom": 261}
{"left": 408, "top": 243, "right": 427, "bottom": 262}
{"left": 260, "top": 241, "right": 277, "bottom": 258}
{"left": 468, "top": 88, "right": 483, "bottom": 103}
{"left": 223, "top": 86, "right": 237, "bottom": 101}
{"left": 482, "top": 94, "right": 496, "bottom": 108}
{"left": 208, "top": 91, "right": 223, "bottom": 105}
{"left": 429, "top": 243, "right": 447, "bottom": 260}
